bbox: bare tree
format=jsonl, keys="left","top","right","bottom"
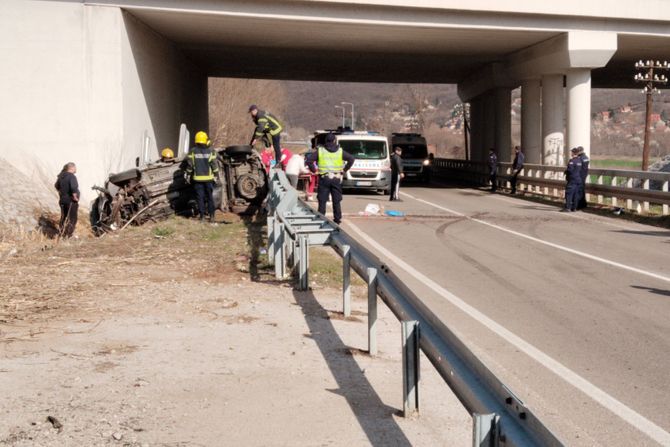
{"left": 209, "top": 78, "right": 289, "bottom": 147}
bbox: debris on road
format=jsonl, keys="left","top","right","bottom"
{"left": 46, "top": 415, "right": 63, "bottom": 432}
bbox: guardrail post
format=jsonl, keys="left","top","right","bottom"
{"left": 402, "top": 320, "right": 420, "bottom": 418}
{"left": 297, "top": 235, "right": 309, "bottom": 291}
{"left": 664, "top": 181, "right": 669, "bottom": 215}
{"left": 626, "top": 178, "right": 638, "bottom": 212}
{"left": 274, "top": 222, "right": 285, "bottom": 279}
{"left": 643, "top": 179, "right": 650, "bottom": 213}
{"left": 612, "top": 177, "right": 618, "bottom": 208}
{"left": 597, "top": 175, "right": 604, "bottom": 204}
{"left": 342, "top": 245, "right": 351, "bottom": 318}
{"left": 267, "top": 215, "right": 275, "bottom": 266}
{"left": 473, "top": 413, "right": 500, "bottom": 447}
{"left": 367, "top": 267, "right": 378, "bottom": 356}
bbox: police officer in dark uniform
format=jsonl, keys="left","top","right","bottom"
{"left": 390, "top": 146, "right": 404, "bottom": 201}
{"left": 186, "top": 131, "right": 219, "bottom": 223}
{"left": 510, "top": 145, "right": 524, "bottom": 194}
{"left": 563, "top": 147, "right": 584, "bottom": 212}
{"left": 305, "top": 133, "right": 354, "bottom": 224}
{"left": 54, "top": 162, "right": 80, "bottom": 238}
{"left": 577, "top": 146, "right": 590, "bottom": 209}
{"left": 488, "top": 148, "right": 498, "bottom": 192}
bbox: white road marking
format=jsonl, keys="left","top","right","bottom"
{"left": 490, "top": 193, "right": 647, "bottom": 231}
{"left": 401, "top": 192, "right": 670, "bottom": 285}
{"left": 345, "top": 220, "right": 670, "bottom": 445}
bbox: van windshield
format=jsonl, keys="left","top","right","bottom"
{"left": 397, "top": 144, "right": 428, "bottom": 159}
{"left": 339, "top": 140, "right": 388, "bottom": 160}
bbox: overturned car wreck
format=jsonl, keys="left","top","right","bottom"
{"left": 91, "top": 145, "right": 267, "bottom": 234}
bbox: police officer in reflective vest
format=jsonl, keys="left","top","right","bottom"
{"left": 186, "top": 131, "right": 219, "bottom": 223}
{"left": 249, "top": 105, "right": 284, "bottom": 167}
{"left": 306, "top": 133, "right": 354, "bottom": 224}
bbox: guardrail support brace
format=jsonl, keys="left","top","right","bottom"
{"left": 267, "top": 215, "right": 275, "bottom": 266}
{"left": 342, "top": 245, "right": 351, "bottom": 317}
{"left": 367, "top": 267, "right": 378, "bottom": 356}
{"left": 473, "top": 413, "right": 500, "bottom": 447}
{"left": 274, "top": 222, "right": 285, "bottom": 279}
{"left": 402, "top": 320, "right": 420, "bottom": 417}
{"left": 297, "top": 235, "right": 309, "bottom": 291}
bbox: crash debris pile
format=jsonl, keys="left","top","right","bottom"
{"left": 91, "top": 145, "right": 267, "bottom": 234}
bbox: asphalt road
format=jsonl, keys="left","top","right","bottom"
{"left": 332, "top": 183, "right": 670, "bottom": 446}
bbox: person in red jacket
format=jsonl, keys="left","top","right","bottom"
{"left": 261, "top": 145, "right": 292, "bottom": 173}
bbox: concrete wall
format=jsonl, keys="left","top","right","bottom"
{"left": 0, "top": 0, "right": 207, "bottom": 205}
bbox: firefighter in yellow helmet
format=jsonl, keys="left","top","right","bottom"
{"left": 186, "top": 131, "right": 219, "bottom": 223}
{"left": 160, "top": 147, "right": 175, "bottom": 162}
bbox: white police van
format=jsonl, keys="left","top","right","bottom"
{"left": 312, "top": 128, "right": 391, "bottom": 194}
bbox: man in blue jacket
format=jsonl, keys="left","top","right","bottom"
{"left": 510, "top": 146, "right": 524, "bottom": 194}
{"left": 563, "top": 147, "right": 584, "bottom": 212}
{"left": 488, "top": 148, "right": 498, "bottom": 192}
{"left": 577, "top": 146, "right": 590, "bottom": 209}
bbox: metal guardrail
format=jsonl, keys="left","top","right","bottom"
{"left": 266, "top": 170, "right": 563, "bottom": 446}
{"left": 432, "top": 158, "right": 670, "bottom": 215}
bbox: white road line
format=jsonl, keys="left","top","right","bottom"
{"left": 401, "top": 192, "right": 670, "bottom": 285}
{"left": 345, "top": 220, "right": 670, "bottom": 445}
{"left": 490, "top": 193, "right": 647, "bottom": 231}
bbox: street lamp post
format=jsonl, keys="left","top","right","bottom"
{"left": 341, "top": 102, "right": 355, "bottom": 129}
{"left": 334, "top": 105, "right": 345, "bottom": 128}
{"left": 634, "top": 59, "right": 669, "bottom": 171}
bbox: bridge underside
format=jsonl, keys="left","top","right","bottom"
{"left": 3, "top": 0, "right": 670, "bottom": 201}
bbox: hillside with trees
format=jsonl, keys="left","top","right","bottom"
{"left": 209, "top": 78, "right": 670, "bottom": 163}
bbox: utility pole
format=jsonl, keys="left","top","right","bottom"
{"left": 341, "top": 102, "right": 355, "bottom": 129}
{"left": 335, "top": 105, "right": 345, "bottom": 128}
{"left": 634, "top": 60, "right": 668, "bottom": 171}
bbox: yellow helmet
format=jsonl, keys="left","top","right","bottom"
{"left": 195, "top": 131, "right": 210, "bottom": 146}
{"left": 161, "top": 147, "right": 174, "bottom": 160}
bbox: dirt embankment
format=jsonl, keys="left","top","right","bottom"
{"left": 0, "top": 214, "right": 469, "bottom": 446}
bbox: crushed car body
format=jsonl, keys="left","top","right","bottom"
{"left": 91, "top": 145, "right": 267, "bottom": 234}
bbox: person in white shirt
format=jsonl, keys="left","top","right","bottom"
{"left": 285, "top": 153, "right": 306, "bottom": 188}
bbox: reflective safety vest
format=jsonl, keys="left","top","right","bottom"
{"left": 254, "top": 111, "right": 283, "bottom": 137}
{"left": 188, "top": 146, "right": 218, "bottom": 182}
{"left": 317, "top": 146, "right": 344, "bottom": 175}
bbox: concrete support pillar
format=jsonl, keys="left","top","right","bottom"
{"left": 521, "top": 79, "right": 542, "bottom": 164}
{"left": 469, "top": 96, "right": 484, "bottom": 161}
{"left": 566, "top": 68, "right": 592, "bottom": 157}
{"left": 483, "top": 92, "right": 496, "bottom": 156}
{"left": 541, "top": 74, "right": 565, "bottom": 166}
{"left": 494, "top": 88, "right": 512, "bottom": 162}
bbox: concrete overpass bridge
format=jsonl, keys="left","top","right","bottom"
{"left": 3, "top": 0, "right": 670, "bottom": 200}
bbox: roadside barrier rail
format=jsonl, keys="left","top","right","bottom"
{"left": 432, "top": 158, "right": 670, "bottom": 215}
{"left": 266, "top": 170, "right": 563, "bottom": 447}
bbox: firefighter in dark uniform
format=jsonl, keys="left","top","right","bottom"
{"left": 249, "top": 105, "right": 284, "bottom": 167}
{"left": 186, "top": 131, "right": 219, "bottom": 223}
{"left": 577, "top": 146, "right": 590, "bottom": 209}
{"left": 488, "top": 148, "right": 498, "bottom": 192}
{"left": 54, "top": 162, "right": 79, "bottom": 238}
{"left": 390, "top": 146, "right": 404, "bottom": 201}
{"left": 563, "top": 147, "right": 584, "bottom": 212}
{"left": 305, "top": 133, "right": 354, "bottom": 224}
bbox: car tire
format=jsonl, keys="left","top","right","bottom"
{"left": 225, "top": 145, "right": 253, "bottom": 156}
{"left": 382, "top": 188, "right": 390, "bottom": 195}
